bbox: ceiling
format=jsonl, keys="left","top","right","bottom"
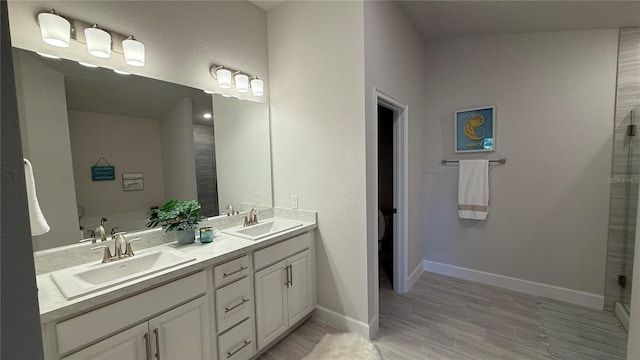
{"left": 397, "top": 1, "right": 640, "bottom": 40}
{"left": 250, "top": 0, "right": 286, "bottom": 11}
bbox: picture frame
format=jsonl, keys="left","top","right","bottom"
{"left": 454, "top": 105, "right": 496, "bottom": 153}
{"left": 122, "top": 173, "right": 144, "bottom": 191}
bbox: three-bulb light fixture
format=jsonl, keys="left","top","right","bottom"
{"left": 37, "top": 10, "right": 145, "bottom": 68}
{"left": 210, "top": 65, "right": 264, "bottom": 97}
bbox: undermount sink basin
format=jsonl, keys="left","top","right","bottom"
{"left": 221, "top": 218, "right": 303, "bottom": 241}
{"left": 51, "top": 248, "right": 196, "bottom": 300}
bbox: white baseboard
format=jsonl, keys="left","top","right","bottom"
{"left": 423, "top": 260, "right": 604, "bottom": 309}
{"left": 312, "top": 306, "right": 370, "bottom": 337}
{"left": 615, "top": 302, "right": 630, "bottom": 331}
{"left": 406, "top": 261, "right": 424, "bottom": 292}
{"left": 368, "top": 314, "right": 379, "bottom": 339}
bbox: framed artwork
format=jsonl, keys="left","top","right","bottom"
{"left": 123, "top": 173, "right": 144, "bottom": 191}
{"left": 454, "top": 106, "right": 496, "bottom": 153}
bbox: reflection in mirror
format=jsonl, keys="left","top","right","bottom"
{"left": 13, "top": 48, "right": 272, "bottom": 251}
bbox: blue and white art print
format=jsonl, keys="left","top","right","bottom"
{"left": 455, "top": 106, "right": 496, "bottom": 153}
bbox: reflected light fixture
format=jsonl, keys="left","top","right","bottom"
{"left": 250, "top": 76, "right": 264, "bottom": 97}
{"left": 122, "top": 36, "right": 145, "bottom": 67}
{"left": 78, "top": 61, "right": 98, "bottom": 68}
{"left": 85, "top": 25, "right": 111, "bottom": 58}
{"left": 202, "top": 113, "right": 213, "bottom": 119}
{"left": 234, "top": 73, "right": 249, "bottom": 93}
{"left": 37, "top": 10, "right": 70, "bottom": 48}
{"left": 113, "top": 69, "right": 131, "bottom": 75}
{"left": 204, "top": 90, "right": 215, "bottom": 94}
{"left": 216, "top": 67, "right": 232, "bottom": 89}
{"left": 36, "top": 52, "right": 61, "bottom": 59}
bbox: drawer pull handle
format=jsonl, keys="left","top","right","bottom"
{"left": 225, "top": 298, "right": 250, "bottom": 313}
{"left": 154, "top": 328, "right": 161, "bottom": 359}
{"left": 227, "top": 340, "right": 252, "bottom": 358}
{"left": 223, "top": 266, "right": 248, "bottom": 278}
{"left": 144, "top": 333, "right": 151, "bottom": 360}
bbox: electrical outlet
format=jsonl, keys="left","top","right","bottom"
{"left": 290, "top": 195, "right": 298, "bottom": 209}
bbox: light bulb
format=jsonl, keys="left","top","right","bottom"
{"left": 216, "top": 68, "right": 232, "bottom": 89}
{"left": 235, "top": 73, "right": 249, "bottom": 93}
{"left": 38, "top": 12, "right": 70, "bottom": 48}
{"left": 122, "top": 37, "right": 145, "bottom": 67}
{"left": 250, "top": 78, "right": 264, "bottom": 96}
{"left": 85, "top": 26, "right": 111, "bottom": 58}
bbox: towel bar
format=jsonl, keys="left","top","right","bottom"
{"left": 442, "top": 159, "right": 506, "bottom": 164}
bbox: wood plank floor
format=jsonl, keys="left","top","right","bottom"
{"left": 257, "top": 271, "right": 625, "bottom": 360}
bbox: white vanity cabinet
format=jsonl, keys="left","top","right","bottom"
{"left": 254, "top": 232, "right": 315, "bottom": 350}
{"left": 63, "top": 296, "right": 210, "bottom": 360}
{"left": 47, "top": 271, "right": 212, "bottom": 360}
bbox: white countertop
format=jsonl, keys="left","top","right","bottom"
{"left": 37, "top": 218, "right": 316, "bottom": 324}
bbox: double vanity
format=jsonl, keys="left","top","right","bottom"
{"left": 36, "top": 209, "right": 317, "bottom": 360}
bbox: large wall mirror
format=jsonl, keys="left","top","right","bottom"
{"left": 13, "top": 48, "right": 272, "bottom": 251}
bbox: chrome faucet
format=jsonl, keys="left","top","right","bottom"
{"left": 226, "top": 204, "right": 238, "bottom": 216}
{"left": 243, "top": 208, "right": 259, "bottom": 227}
{"left": 91, "top": 232, "right": 142, "bottom": 263}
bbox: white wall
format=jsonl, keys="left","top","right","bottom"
{"left": 268, "top": 1, "right": 369, "bottom": 332}
{"left": 8, "top": 1, "right": 269, "bottom": 102}
{"left": 421, "top": 29, "right": 618, "bottom": 296}
{"left": 213, "top": 94, "right": 272, "bottom": 209}
{"left": 68, "top": 110, "right": 165, "bottom": 221}
{"left": 363, "top": 1, "right": 429, "bottom": 326}
{"left": 14, "top": 51, "right": 80, "bottom": 251}
{"left": 160, "top": 98, "right": 197, "bottom": 202}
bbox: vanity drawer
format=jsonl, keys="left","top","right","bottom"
{"left": 214, "top": 256, "right": 250, "bottom": 288}
{"left": 215, "top": 277, "right": 251, "bottom": 332}
{"left": 218, "top": 318, "right": 254, "bottom": 360}
{"left": 254, "top": 232, "right": 311, "bottom": 270}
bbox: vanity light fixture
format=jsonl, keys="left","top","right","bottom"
{"left": 37, "top": 10, "right": 71, "bottom": 48}
{"left": 85, "top": 25, "right": 111, "bottom": 58}
{"left": 113, "top": 69, "right": 131, "bottom": 75}
{"left": 36, "top": 10, "right": 146, "bottom": 67}
{"left": 202, "top": 113, "right": 213, "bottom": 119}
{"left": 78, "top": 61, "right": 99, "bottom": 68}
{"left": 36, "top": 52, "right": 61, "bottom": 59}
{"left": 209, "top": 65, "right": 264, "bottom": 96}
{"left": 234, "top": 73, "right": 249, "bottom": 93}
{"left": 122, "top": 36, "right": 145, "bottom": 67}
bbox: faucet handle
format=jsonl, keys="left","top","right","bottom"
{"left": 110, "top": 227, "right": 120, "bottom": 235}
{"left": 124, "top": 238, "right": 142, "bottom": 257}
{"left": 91, "top": 245, "right": 113, "bottom": 263}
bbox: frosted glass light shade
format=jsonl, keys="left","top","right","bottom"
{"left": 38, "top": 12, "right": 70, "bottom": 48}
{"left": 250, "top": 78, "right": 264, "bottom": 96}
{"left": 122, "top": 38, "right": 145, "bottom": 66}
{"left": 216, "top": 68, "right": 232, "bottom": 89}
{"left": 85, "top": 27, "right": 111, "bottom": 58}
{"left": 235, "top": 74, "right": 249, "bottom": 93}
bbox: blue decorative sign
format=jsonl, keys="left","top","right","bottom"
{"left": 92, "top": 166, "right": 115, "bottom": 181}
{"left": 455, "top": 106, "right": 496, "bottom": 153}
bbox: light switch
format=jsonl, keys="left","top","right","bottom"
{"left": 290, "top": 195, "right": 298, "bottom": 209}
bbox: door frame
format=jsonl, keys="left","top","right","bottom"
{"left": 374, "top": 89, "right": 409, "bottom": 296}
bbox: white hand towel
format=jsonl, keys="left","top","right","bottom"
{"left": 24, "top": 159, "right": 50, "bottom": 235}
{"left": 458, "top": 160, "right": 489, "bottom": 220}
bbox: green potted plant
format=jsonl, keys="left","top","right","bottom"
{"left": 147, "top": 199, "right": 205, "bottom": 244}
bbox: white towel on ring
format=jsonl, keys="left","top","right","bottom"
{"left": 24, "top": 158, "right": 50, "bottom": 235}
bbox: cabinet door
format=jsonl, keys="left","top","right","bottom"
{"left": 149, "top": 296, "right": 211, "bottom": 360}
{"left": 254, "top": 260, "right": 288, "bottom": 350}
{"left": 287, "top": 250, "right": 313, "bottom": 325}
{"left": 62, "top": 323, "right": 148, "bottom": 360}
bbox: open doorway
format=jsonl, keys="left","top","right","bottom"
{"left": 378, "top": 104, "right": 395, "bottom": 290}
{"left": 375, "top": 90, "right": 408, "bottom": 298}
